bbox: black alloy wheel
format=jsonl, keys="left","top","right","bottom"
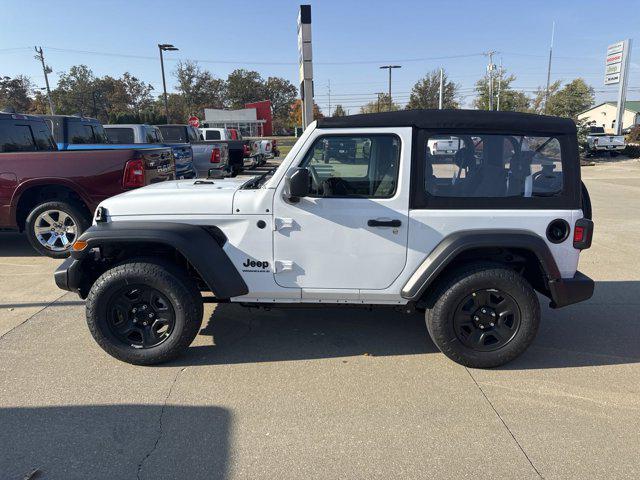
{"left": 107, "top": 285, "right": 176, "bottom": 349}
{"left": 453, "top": 288, "right": 521, "bottom": 352}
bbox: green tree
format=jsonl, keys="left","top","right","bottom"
{"left": 546, "top": 78, "right": 594, "bottom": 119}
{"left": 226, "top": 69, "right": 266, "bottom": 109}
{"left": 174, "top": 60, "right": 226, "bottom": 116}
{"left": 52, "top": 65, "right": 97, "bottom": 116}
{"left": 288, "top": 99, "right": 323, "bottom": 130}
{"left": 360, "top": 93, "right": 400, "bottom": 114}
{"left": 473, "top": 71, "right": 529, "bottom": 112}
{"left": 529, "top": 80, "right": 562, "bottom": 114}
{"left": 0, "top": 75, "right": 33, "bottom": 112}
{"left": 121, "top": 72, "right": 155, "bottom": 113}
{"left": 332, "top": 104, "right": 346, "bottom": 117}
{"left": 406, "top": 69, "right": 459, "bottom": 110}
{"left": 264, "top": 76, "right": 297, "bottom": 132}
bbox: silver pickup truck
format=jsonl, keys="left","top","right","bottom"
{"left": 586, "top": 126, "right": 626, "bottom": 155}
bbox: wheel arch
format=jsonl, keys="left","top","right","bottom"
{"left": 13, "top": 181, "right": 92, "bottom": 231}
{"left": 60, "top": 222, "right": 248, "bottom": 299}
{"left": 402, "top": 230, "right": 561, "bottom": 303}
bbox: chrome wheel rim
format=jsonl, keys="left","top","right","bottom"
{"left": 34, "top": 210, "right": 78, "bottom": 252}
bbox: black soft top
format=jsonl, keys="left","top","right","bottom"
{"left": 317, "top": 109, "right": 576, "bottom": 135}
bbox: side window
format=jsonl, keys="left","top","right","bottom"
{"left": 0, "top": 123, "right": 36, "bottom": 152}
{"left": 32, "top": 124, "right": 56, "bottom": 150}
{"left": 145, "top": 127, "right": 160, "bottom": 143}
{"left": 105, "top": 128, "right": 134, "bottom": 144}
{"left": 300, "top": 135, "right": 400, "bottom": 198}
{"left": 68, "top": 123, "right": 94, "bottom": 144}
{"left": 423, "top": 133, "right": 563, "bottom": 199}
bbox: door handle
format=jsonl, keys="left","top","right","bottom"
{"left": 367, "top": 219, "right": 402, "bottom": 228}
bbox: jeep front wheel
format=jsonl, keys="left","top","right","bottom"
{"left": 86, "top": 260, "right": 203, "bottom": 365}
{"left": 425, "top": 264, "right": 540, "bottom": 368}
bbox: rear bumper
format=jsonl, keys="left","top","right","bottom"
{"left": 548, "top": 271, "right": 594, "bottom": 308}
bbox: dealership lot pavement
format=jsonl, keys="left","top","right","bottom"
{"left": 1, "top": 159, "right": 639, "bottom": 480}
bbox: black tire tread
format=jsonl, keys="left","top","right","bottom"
{"left": 86, "top": 259, "right": 203, "bottom": 365}
{"left": 425, "top": 262, "right": 540, "bottom": 369}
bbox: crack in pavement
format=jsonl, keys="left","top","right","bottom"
{"left": 465, "top": 367, "right": 544, "bottom": 479}
{"left": 0, "top": 292, "right": 67, "bottom": 342}
{"left": 136, "top": 366, "right": 188, "bottom": 480}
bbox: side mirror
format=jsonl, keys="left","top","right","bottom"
{"left": 287, "top": 167, "right": 310, "bottom": 200}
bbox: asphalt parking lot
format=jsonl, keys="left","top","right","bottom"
{"left": 1, "top": 158, "right": 639, "bottom": 480}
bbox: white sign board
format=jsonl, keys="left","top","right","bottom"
{"left": 604, "top": 41, "right": 626, "bottom": 84}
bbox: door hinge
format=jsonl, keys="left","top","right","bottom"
{"left": 274, "top": 217, "right": 295, "bottom": 231}
{"left": 274, "top": 260, "right": 294, "bottom": 273}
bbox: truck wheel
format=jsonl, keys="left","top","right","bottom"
{"left": 25, "top": 200, "right": 90, "bottom": 258}
{"left": 86, "top": 260, "right": 203, "bottom": 365}
{"left": 425, "top": 264, "right": 540, "bottom": 368}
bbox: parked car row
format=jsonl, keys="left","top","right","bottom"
{"left": 0, "top": 112, "right": 175, "bottom": 257}
{"left": 0, "top": 110, "right": 284, "bottom": 257}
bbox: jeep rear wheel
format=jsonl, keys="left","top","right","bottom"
{"left": 425, "top": 264, "right": 540, "bottom": 368}
{"left": 86, "top": 260, "right": 203, "bottom": 365}
{"left": 25, "top": 200, "right": 90, "bottom": 258}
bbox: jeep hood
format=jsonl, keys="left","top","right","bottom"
{"left": 99, "top": 178, "right": 247, "bottom": 218}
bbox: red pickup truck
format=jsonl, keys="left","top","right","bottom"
{"left": 0, "top": 112, "right": 175, "bottom": 257}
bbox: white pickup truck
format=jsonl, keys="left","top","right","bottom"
{"left": 56, "top": 109, "right": 594, "bottom": 369}
{"left": 586, "top": 126, "right": 625, "bottom": 155}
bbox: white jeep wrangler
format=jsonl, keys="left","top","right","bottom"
{"left": 56, "top": 110, "right": 594, "bottom": 368}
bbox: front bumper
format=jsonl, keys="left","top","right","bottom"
{"left": 55, "top": 257, "right": 83, "bottom": 294}
{"left": 548, "top": 271, "right": 594, "bottom": 308}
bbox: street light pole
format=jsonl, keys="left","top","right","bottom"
{"left": 158, "top": 43, "right": 179, "bottom": 123}
{"left": 379, "top": 65, "right": 401, "bottom": 111}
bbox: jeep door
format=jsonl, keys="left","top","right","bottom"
{"left": 272, "top": 128, "right": 412, "bottom": 291}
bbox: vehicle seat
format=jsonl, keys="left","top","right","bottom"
{"left": 372, "top": 140, "right": 399, "bottom": 197}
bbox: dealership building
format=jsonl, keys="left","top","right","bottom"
{"left": 577, "top": 101, "right": 640, "bottom": 133}
{"left": 201, "top": 100, "right": 273, "bottom": 137}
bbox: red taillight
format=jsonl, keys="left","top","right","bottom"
{"left": 123, "top": 159, "right": 145, "bottom": 188}
{"left": 271, "top": 139, "right": 277, "bottom": 147}
{"left": 573, "top": 218, "right": 593, "bottom": 250}
{"left": 243, "top": 144, "right": 250, "bottom": 157}
{"left": 210, "top": 147, "right": 221, "bottom": 163}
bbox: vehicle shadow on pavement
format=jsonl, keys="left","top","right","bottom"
{"left": 177, "top": 304, "right": 437, "bottom": 366}
{"left": 173, "top": 280, "right": 640, "bottom": 370}
{"left": 504, "top": 281, "right": 640, "bottom": 370}
{"left": 0, "top": 232, "right": 38, "bottom": 257}
{"left": 0, "top": 405, "right": 231, "bottom": 480}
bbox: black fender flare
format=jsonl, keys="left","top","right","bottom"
{"left": 64, "top": 221, "right": 248, "bottom": 299}
{"left": 401, "top": 229, "right": 561, "bottom": 301}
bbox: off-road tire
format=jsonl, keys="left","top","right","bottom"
{"left": 86, "top": 259, "right": 203, "bottom": 365}
{"left": 25, "top": 200, "right": 90, "bottom": 258}
{"left": 425, "top": 263, "right": 540, "bottom": 368}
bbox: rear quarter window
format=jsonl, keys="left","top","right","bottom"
{"left": 105, "top": 128, "right": 135, "bottom": 144}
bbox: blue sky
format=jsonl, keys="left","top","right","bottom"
{"left": 1, "top": 0, "right": 638, "bottom": 114}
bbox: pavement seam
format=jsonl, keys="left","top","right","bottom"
{"left": 465, "top": 367, "right": 544, "bottom": 479}
{"left": 136, "top": 366, "right": 187, "bottom": 480}
{"left": 0, "top": 292, "right": 67, "bottom": 342}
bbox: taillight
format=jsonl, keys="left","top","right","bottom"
{"left": 123, "top": 159, "right": 145, "bottom": 188}
{"left": 243, "top": 144, "right": 250, "bottom": 155}
{"left": 210, "top": 147, "right": 221, "bottom": 163}
{"left": 573, "top": 218, "right": 594, "bottom": 250}
{"left": 272, "top": 139, "right": 277, "bottom": 147}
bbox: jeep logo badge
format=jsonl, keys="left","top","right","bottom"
{"left": 242, "top": 258, "right": 270, "bottom": 272}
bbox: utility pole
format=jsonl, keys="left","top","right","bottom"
{"left": 438, "top": 68, "right": 444, "bottom": 109}
{"left": 484, "top": 51, "right": 497, "bottom": 110}
{"left": 34, "top": 47, "right": 55, "bottom": 115}
{"left": 544, "top": 21, "right": 556, "bottom": 114}
{"left": 158, "top": 44, "right": 179, "bottom": 123}
{"left": 379, "top": 65, "right": 401, "bottom": 111}
{"left": 327, "top": 79, "right": 331, "bottom": 117}
{"left": 376, "top": 92, "right": 384, "bottom": 113}
{"left": 496, "top": 59, "right": 504, "bottom": 111}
